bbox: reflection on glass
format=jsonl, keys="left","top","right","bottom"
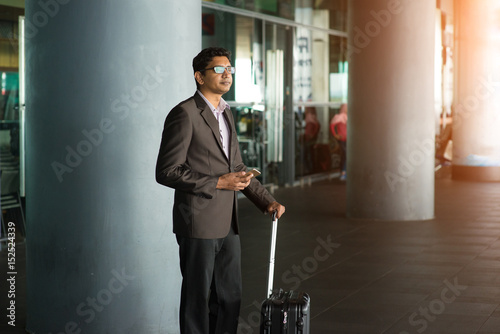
{"left": 266, "top": 49, "right": 284, "bottom": 163}
{"left": 0, "top": 71, "right": 20, "bottom": 169}
{"left": 202, "top": 1, "right": 348, "bottom": 184}
{"left": 1, "top": 15, "right": 24, "bottom": 234}
{"left": 1, "top": 71, "right": 22, "bottom": 234}
{"left": 1, "top": 72, "right": 19, "bottom": 121}
{"left": 202, "top": 0, "right": 348, "bottom": 31}
{"left": 234, "top": 106, "right": 264, "bottom": 171}
{"left": 330, "top": 67, "right": 348, "bottom": 103}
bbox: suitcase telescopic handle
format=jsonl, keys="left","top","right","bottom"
{"left": 267, "top": 211, "right": 278, "bottom": 297}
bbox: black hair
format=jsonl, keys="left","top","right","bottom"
{"left": 192, "top": 47, "right": 231, "bottom": 90}
{"left": 192, "top": 47, "right": 231, "bottom": 73}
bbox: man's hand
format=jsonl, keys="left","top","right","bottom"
{"left": 267, "top": 201, "right": 285, "bottom": 219}
{"left": 216, "top": 171, "right": 252, "bottom": 191}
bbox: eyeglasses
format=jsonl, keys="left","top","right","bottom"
{"left": 201, "top": 66, "right": 235, "bottom": 74}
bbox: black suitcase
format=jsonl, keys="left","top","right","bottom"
{"left": 260, "top": 214, "right": 311, "bottom": 333}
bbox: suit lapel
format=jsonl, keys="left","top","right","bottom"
{"left": 223, "top": 107, "right": 235, "bottom": 162}
{"left": 195, "top": 93, "right": 228, "bottom": 161}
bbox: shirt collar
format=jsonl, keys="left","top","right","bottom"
{"left": 197, "top": 90, "right": 229, "bottom": 114}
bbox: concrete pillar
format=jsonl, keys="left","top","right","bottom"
{"left": 347, "top": 0, "right": 435, "bottom": 220}
{"left": 452, "top": 0, "right": 500, "bottom": 181}
{"left": 25, "top": 1, "right": 200, "bottom": 333}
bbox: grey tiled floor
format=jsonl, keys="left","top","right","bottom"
{"left": 2, "top": 167, "right": 500, "bottom": 333}
{"left": 237, "top": 168, "right": 500, "bottom": 333}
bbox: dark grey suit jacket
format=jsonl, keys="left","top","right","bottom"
{"left": 156, "top": 92, "right": 276, "bottom": 239}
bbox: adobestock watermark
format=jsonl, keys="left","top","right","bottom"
{"left": 47, "top": 267, "right": 135, "bottom": 334}
{"left": 383, "top": 75, "right": 499, "bottom": 193}
{"left": 236, "top": 235, "right": 338, "bottom": 333}
{"left": 400, "top": 277, "right": 467, "bottom": 334}
{"left": 385, "top": 139, "right": 434, "bottom": 192}
{"left": 176, "top": 171, "right": 264, "bottom": 225}
{"left": 6, "top": 222, "right": 17, "bottom": 327}
{"left": 281, "top": 234, "right": 340, "bottom": 290}
{"left": 453, "top": 74, "right": 500, "bottom": 130}
{"left": 51, "top": 65, "right": 168, "bottom": 182}
{"left": 237, "top": 299, "right": 265, "bottom": 334}
{"left": 25, "top": 0, "right": 72, "bottom": 39}
{"left": 348, "top": 0, "right": 403, "bottom": 60}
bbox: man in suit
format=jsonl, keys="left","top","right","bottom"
{"left": 156, "top": 47, "right": 285, "bottom": 334}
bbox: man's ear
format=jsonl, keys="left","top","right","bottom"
{"left": 194, "top": 71, "right": 204, "bottom": 86}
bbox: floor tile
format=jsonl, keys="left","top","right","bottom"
{"left": 5, "top": 171, "right": 500, "bottom": 334}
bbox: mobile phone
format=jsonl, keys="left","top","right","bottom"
{"left": 246, "top": 168, "right": 261, "bottom": 178}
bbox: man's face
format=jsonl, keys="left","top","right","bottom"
{"left": 196, "top": 56, "right": 233, "bottom": 95}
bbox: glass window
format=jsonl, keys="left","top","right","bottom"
{"left": 202, "top": 0, "right": 347, "bottom": 31}
{"left": 1, "top": 16, "right": 23, "bottom": 237}
{"left": 202, "top": 3, "right": 348, "bottom": 184}
{"left": 1, "top": 18, "right": 21, "bottom": 196}
{"left": 203, "top": 0, "right": 294, "bottom": 20}
{"left": 1, "top": 72, "right": 19, "bottom": 121}
{"left": 293, "top": 9, "right": 347, "bottom": 178}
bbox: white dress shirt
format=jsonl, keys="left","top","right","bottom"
{"left": 197, "top": 90, "right": 231, "bottom": 159}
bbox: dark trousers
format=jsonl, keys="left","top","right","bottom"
{"left": 176, "top": 230, "right": 242, "bottom": 334}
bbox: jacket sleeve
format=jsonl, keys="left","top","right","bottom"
{"left": 242, "top": 178, "right": 276, "bottom": 213}
{"left": 155, "top": 105, "right": 218, "bottom": 198}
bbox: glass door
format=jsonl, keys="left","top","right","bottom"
{"left": 202, "top": 7, "right": 294, "bottom": 186}
{"left": 1, "top": 16, "right": 25, "bottom": 240}
{"left": 230, "top": 19, "right": 293, "bottom": 186}
{"left": 263, "top": 22, "right": 294, "bottom": 186}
